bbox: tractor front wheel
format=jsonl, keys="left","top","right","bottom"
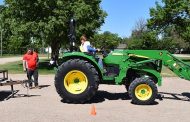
{"left": 128, "top": 77, "right": 158, "bottom": 105}
{"left": 55, "top": 59, "right": 99, "bottom": 103}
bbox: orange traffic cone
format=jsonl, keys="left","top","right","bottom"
{"left": 90, "top": 105, "right": 96, "bottom": 116}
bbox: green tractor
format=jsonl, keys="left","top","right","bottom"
{"left": 54, "top": 19, "right": 190, "bottom": 105}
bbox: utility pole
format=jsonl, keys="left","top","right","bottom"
{"left": 0, "top": 29, "right": 3, "bottom": 56}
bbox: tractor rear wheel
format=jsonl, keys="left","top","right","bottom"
{"left": 55, "top": 59, "right": 99, "bottom": 103}
{"left": 128, "top": 77, "right": 158, "bottom": 105}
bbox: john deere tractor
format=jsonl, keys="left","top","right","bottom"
{"left": 54, "top": 19, "right": 190, "bottom": 105}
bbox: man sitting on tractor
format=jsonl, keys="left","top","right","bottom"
{"left": 79, "top": 35, "right": 103, "bottom": 68}
{"left": 80, "top": 35, "right": 99, "bottom": 53}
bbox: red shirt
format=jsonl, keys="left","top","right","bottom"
{"left": 23, "top": 52, "right": 38, "bottom": 70}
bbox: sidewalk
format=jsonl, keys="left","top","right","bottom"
{"left": 0, "top": 56, "right": 22, "bottom": 64}
{"left": 0, "top": 56, "right": 47, "bottom": 64}
{"left": 173, "top": 54, "right": 190, "bottom": 58}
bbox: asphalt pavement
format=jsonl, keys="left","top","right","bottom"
{"left": 0, "top": 74, "right": 190, "bottom": 122}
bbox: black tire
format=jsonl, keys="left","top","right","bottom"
{"left": 55, "top": 59, "right": 99, "bottom": 103}
{"left": 128, "top": 77, "right": 158, "bottom": 105}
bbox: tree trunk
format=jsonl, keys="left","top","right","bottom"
{"left": 50, "top": 40, "right": 61, "bottom": 64}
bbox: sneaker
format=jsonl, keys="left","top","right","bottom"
{"left": 28, "top": 83, "right": 32, "bottom": 89}
{"left": 25, "top": 83, "right": 28, "bottom": 87}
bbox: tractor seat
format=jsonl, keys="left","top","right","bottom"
{"left": 79, "top": 46, "right": 84, "bottom": 52}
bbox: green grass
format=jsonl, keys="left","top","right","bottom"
{"left": 0, "top": 54, "right": 22, "bottom": 58}
{"left": 0, "top": 54, "right": 49, "bottom": 58}
{"left": 0, "top": 59, "right": 56, "bottom": 74}
{"left": 1, "top": 56, "right": 190, "bottom": 76}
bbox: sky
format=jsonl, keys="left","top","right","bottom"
{"left": 0, "top": 0, "right": 159, "bottom": 37}
{"left": 100, "top": 0, "right": 159, "bottom": 37}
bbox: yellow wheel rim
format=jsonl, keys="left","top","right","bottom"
{"left": 135, "top": 84, "right": 152, "bottom": 101}
{"left": 64, "top": 70, "right": 88, "bottom": 94}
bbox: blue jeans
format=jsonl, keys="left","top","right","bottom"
{"left": 27, "top": 69, "right": 38, "bottom": 87}
{"left": 98, "top": 58, "right": 103, "bottom": 69}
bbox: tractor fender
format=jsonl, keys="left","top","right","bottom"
{"left": 127, "top": 68, "right": 162, "bottom": 86}
{"left": 137, "top": 68, "right": 162, "bottom": 86}
{"left": 60, "top": 52, "right": 103, "bottom": 80}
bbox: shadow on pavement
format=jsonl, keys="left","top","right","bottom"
{"left": 87, "top": 90, "right": 130, "bottom": 103}
{"left": 130, "top": 101, "right": 159, "bottom": 106}
{"left": 159, "top": 92, "right": 190, "bottom": 101}
{"left": 0, "top": 90, "right": 41, "bottom": 101}
{"left": 61, "top": 90, "right": 159, "bottom": 105}
{"left": 0, "top": 91, "right": 12, "bottom": 101}
{"left": 61, "top": 90, "right": 130, "bottom": 104}
{"left": 39, "top": 85, "right": 51, "bottom": 89}
{"left": 90, "top": 91, "right": 159, "bottom": 105}
{"left": 182, "top": 92, "right": 190, "bottom": 99}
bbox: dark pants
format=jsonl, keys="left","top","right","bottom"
{"left": 27, "top": 69, "right": 38, "bottom": 87}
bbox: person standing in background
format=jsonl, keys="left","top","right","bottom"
{"left": 23, "top": 48, "right": 39, "bottom": 89}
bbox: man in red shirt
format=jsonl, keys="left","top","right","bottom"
{"left": 23, "top": 48, "right": 39, "bottom": 89}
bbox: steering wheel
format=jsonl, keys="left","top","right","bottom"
{"left": 99, "top": 47, "right": 109, "bottom": 58}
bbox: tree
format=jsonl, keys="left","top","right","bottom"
{"left": 127, "top": 31, "right": 158, "bottom": 50}
{"left": 91, "top": 31, "right": 121, "bottom": 50}
{"left": 0, "top": 5, "right": 11, "bottom": 54}
{"left": 131, "top": 18, "right": 147, "bottom": 38}
{"left": 127, "top": 18, "right": 158, "bottom": 50}
{"left": 2, "top": 0, "right": 107, "bottom": 59}
{"left": 148, "top": 0, "right": 190, "bottom": 42}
